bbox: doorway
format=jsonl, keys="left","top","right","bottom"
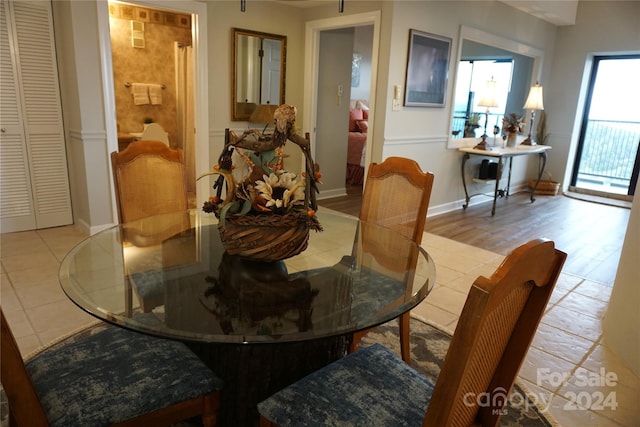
{"left": 303, "top": 11, "right": 380, "bottom": 202}
{"left": 570, "top": 55, "right": 640, "bottom": 199}
{"left": 107, "top": 1, "right": 196, "bottom": 202}
{"left": 98, "top": 0, "right": 208, "bottom": 222}
{"left": 315, "top": 28, "right": 355, "bottom": 196}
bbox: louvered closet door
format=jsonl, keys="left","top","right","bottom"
{"left": 0, "top": 0, "right": 71, "bottom": 232}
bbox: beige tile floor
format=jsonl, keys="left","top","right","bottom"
{"left": 1, "top": 224, "right": 638, "bottom": 426}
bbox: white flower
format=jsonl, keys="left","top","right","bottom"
{"left": 283, "top": 185, "right": 305, "bottom": 207}
{"left": 255, "top": 172, "right": 305, "bottom": 211}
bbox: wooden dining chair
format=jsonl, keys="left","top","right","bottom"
{"left": 1, "top": 308, "right": 222, "bottom": 427}
{"left": 111, "top": 140, "right": 189, "bottom": 314}
{"left": 350, "top": 156, "right": 435, "bottom": 363}
{"left": 258, "top": 238, "right": 567, "bottom": 427}
{"left": 111, "top": 140, "right": 188, "bottom": 224}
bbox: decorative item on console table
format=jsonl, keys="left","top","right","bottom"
{"left": 529, "top": 172, "right": 560, "bottom": 196}
{"left": 198, "top": 104, "right": 323, "bottom": 262}
{"left": 502, "top": 113, "right": 524, "bottom": 147}
{"left": 464, "top": 113, "right": 481, "bottom": 138}
{"left": 536, "top": 110, "right": 550, "bottom": 145}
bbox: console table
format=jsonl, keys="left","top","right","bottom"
{"left": 459, "top": 145, "right": 552, "bottom": 216}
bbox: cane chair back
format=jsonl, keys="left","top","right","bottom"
{"left": 351, "top": 156, "right": 434, "bottom": 363}
{"left": 359, "top": 156, "right": 434, "bottom": 243}
{"left": 424, "top": 238, "right": 567, "bottom": 426}
{"left": 111, "top": 140, "right": 189, "bottom": 314}
{"left": 257, "top": 239, "right": 566, "bottom": 427}
{"left": 111, "top": 140, "right": 188, "bottom": 224}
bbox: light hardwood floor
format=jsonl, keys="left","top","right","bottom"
{"left": 319, "top": 187, "right": 631, "bottom": 287}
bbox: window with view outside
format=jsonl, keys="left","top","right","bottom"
{"left": 572, "top": 55, "right": 640, "bottom": 197}
{"left": 452, "top": 60, "right": 513, "bottom": 139}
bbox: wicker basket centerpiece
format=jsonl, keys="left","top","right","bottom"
{"left": 198, "top": 105, "right": 322, "bottom": 262}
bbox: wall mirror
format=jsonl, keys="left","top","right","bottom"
{"left": 448, "top": 26, "right": 543, "bottom": 148}
{"left": 232, "top": 28, "right": 287, "bottom": 121}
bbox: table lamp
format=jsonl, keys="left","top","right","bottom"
{"left": 249, "top": 103, "right": 279, "bottom": 136}
{"left": 474, "top": 77, "right": 499, "bottom": 150}
{"left": 521, "top": 81, "right": 544, "bottom": 145}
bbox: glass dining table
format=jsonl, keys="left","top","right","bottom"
{"left": 59, "top": 209, "right": 436, "bottom": 426}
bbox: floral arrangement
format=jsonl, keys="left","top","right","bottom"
{"left": 502, "top": 113, "right": 525, "bottom": 134}
{"left": 202, "top": 158, "right": 318, "bottom": 229}
{"left": 198, "top": 104, "right": 322, "bottom": 261}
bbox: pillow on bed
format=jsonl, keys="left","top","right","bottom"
{"left": 355, "top": 100, "right": 369, "bottom": 110}
{"left": 356, "top": 100, "right": 369, "bottom": 120}
{"left": 356, "top": 120, "right": 368, "bottom": 132}
{"left": 349, "top": 108, "right": 364, "bottom": 132}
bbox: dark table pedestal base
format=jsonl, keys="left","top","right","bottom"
{"left": 187, "top": 336, "right": 350, "bottom": 427}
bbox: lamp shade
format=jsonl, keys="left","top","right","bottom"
{"left": 524, "top": 82, "right": 544, "bottom": 110}
{"left": 249, "top": 104, "right": 279, "bottom": 125}
{"left": 478, "top": 78, "right": 499, "bottom": 108}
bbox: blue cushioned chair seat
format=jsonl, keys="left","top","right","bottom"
{"left": 349, "top": 271, "right": 406, "bottom": 322}
{"left": 301, "top": 260, "right": 407, "bottom": 326}
{"left": 257, "top": 343, "right": 433, "bottom": 427}
{"left": 130, "top": 269, "right": 164, "bottom": 299}
{"left": 25, "top": 326, "right": 223, "bottom": 427}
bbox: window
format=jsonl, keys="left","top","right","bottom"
{"left": 452, "top": 60, "right": 513, "bottom": 138}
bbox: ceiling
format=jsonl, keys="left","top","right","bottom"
{"left": 500, "top": 0, "right": 578, "bottom": 26}
{"left": 273, "top": 0, "right": 579, "bottom": 26}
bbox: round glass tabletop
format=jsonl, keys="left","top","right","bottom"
{"left": 59, "top": 209, "right": 436, "bottom": 344}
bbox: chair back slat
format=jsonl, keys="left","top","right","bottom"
{"left": 350, "top": 157, "right": 435, "bottom": 363}
{"left": 0, "top": 308, "right": 49, "bottom": 426}
{"left": 424, "top": 239, "right": 567, "bottom": 427}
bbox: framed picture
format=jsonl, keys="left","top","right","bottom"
{"left": 404, "top": 29, "right": 452, "bottom": 107}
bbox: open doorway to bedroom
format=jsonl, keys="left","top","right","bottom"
{"left": 345, "top": 26, "right": 373, "bottom": 193}
{"left": 314, "top": 22, "right": 374, "bottom": 203}
{"left": 304, "top": 11, "right": 379, "bottom": 209}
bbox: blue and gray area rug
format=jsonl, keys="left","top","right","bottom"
{"left": 360, "top": 317, "right": 554, "bottom": 427}
{"left": 1, "top": 318, "right": 552, "bottom": 427}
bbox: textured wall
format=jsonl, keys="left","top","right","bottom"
{"left": 109, "top": 3, "right": 191, "bottom": 148}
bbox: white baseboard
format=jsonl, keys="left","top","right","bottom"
{"left": 428, "top": 185, "right": 530, "bottom": 217}
{"left": 317, "top": 188, "right": 348, "bottom": 200}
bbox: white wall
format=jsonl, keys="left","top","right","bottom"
{"left": 53, "top": 0, "right": 113, "bottom": 233}
{"left": 207, "top": 1, "right": 307, "bottom": 174}
{"left": 379, "top": 1, "right": 557, "bottom": 212}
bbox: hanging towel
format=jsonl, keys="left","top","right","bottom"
{"left": 149, "top": 84, "right": 163, "bottom": 105}
{"left": 131, "top": 83, "right": 150, "bottom": 105}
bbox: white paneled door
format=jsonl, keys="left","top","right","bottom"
{"left": 0, "top": 0, "right": 72, "bottom": 233}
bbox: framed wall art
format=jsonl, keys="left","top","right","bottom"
{"left": 404, "top": 29, "right": 452, "bottom": 107}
